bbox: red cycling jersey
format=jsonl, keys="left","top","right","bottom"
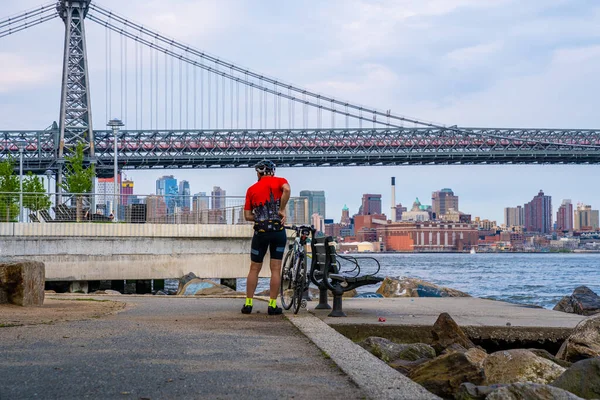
{"left": 244, "top": 176, "right": 288, "bottom": 231}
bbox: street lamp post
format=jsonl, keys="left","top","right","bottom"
{"left": 107, "top": 119, "right": 124, "bottom": 222}
{"left": 17, "top": 140, "right": 26, "bottom": 223}
{"left": 44, "top": 169, "right": 53, "bottom": 195}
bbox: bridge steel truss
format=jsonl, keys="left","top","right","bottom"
{"left": 2, "top": 127, "right": 600, "bottom": 174}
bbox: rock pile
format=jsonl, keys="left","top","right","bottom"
{"left": 361, "top": 311, "right": 600, "bottom": 399}
{"left": 554, "top": 286, "right": 600, "bottom": 316}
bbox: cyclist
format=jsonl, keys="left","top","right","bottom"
{"left": 242, "top": 159, "right": 291, "bottom": 315}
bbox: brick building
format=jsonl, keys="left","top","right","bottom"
{"left": 378, "top": 221, "right": 478, "bottom": 252}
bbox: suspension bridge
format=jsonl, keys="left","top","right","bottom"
{"left": 2, "top": 0, "right": 600, "bottom": 181}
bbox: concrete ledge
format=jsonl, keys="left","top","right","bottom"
{"left": 288, "top": 314, "right": 440, "bottom": 400}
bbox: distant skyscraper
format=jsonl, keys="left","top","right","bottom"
{"left": 524, "top": 190, "right": 552, "bottom": 234}
{"left": 299, "top": 190, "right": 326, "bottom": 218}
{"left": 504, "top": 206, "right": 525, "bottom": 228}
{"left": 394, "top": 203, "right": 407, "bottom": 222}
{"left": 146, "top": 195, "right": 167, "bottom": 222}
{"left": 432, "top": 188, "right": 459, "bottom": 218}
{"left": 211, "top": 186, "right": 226, "bottom": 210}
{"left": 97, "top": 174, "right": 121, "bottom": 215}
{"left": 556, "top": 199, "right": 574, "bottom": 232}
{"left": 178, "top": 180, "right": 191, "bottom": 211}
{"left": 156, "top": 175, "right": 178, "bottom": 214}
{"left": 360, "top": 193, "right": 382, "bottom": 215}
{"left": 121, "top": 179, "right": 134, "bottom": 206}
{"left": 574, "top": 204, "right": 600, "bottom": 231}
{"left": 287, "top": 197, "right": 310, "bottom": 225}
{"left": 340, "top": 204, "right": 350, "bottom": 225}
{"left": 192, "top": 192, "right": 210, "bottom": 211}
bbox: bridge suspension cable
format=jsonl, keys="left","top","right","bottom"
{"left": 88, "top": 3, "right": 450, "bottom": 130}
{"left": 0, "top": 3, "right": 57, "bottom": 39}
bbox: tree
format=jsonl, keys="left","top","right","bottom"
{"left": 23, "top": 172, "right": 51, "bottom": 218}
{"left": 61, "top": 142, "right": 95, "bottom": 221}
{"left": 0, "top": 158, "right": 20, "bottom": 222}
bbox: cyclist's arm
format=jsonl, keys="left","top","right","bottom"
{"left": 279, "top": 183, "right": 291, "bottom": 214}
{"left": 244, "top": 210, "right": 255, "bottom": 222}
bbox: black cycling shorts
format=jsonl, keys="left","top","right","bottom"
{"left": 250, "top": 230, "right": 287, "bottom": 263}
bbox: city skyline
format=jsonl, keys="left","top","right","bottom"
{"left": 2, "top": 0, "right": 600, "bottom": 222}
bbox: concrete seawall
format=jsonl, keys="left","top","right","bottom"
{"left": 0, "top": 223, "right": 269, "bottom": 281}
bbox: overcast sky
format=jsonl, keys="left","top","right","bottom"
{"left": 1, "top": 0, "right": 600, "bottom": 222}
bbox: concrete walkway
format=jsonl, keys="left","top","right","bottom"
{"left": 0, "top": 297, "right": 365, "bottom": 400}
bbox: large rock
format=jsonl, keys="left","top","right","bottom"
{"left": 552, "top": 357, "right": 600, "bottom": 399}
{"left": 486, "top": 382, "right": 584, "bottom": 400}
{"left": 177, "top": 279, "right": 234, "bottom": 296}
{"left": 177, "top": 272, "right": 198, "bottom": 293}
{"left": 431, "top": 312, "right": 476, "bottom": 354}
{"left": 528, "top": 348, "right": 572, "bottom": 369}
{"left": 388, "top": 358, "right": 431, "bottom": 376}
{"left": 409, "top": 347, "right": 487, "bottom": 398}
{"left": 484, "top": 349, "right": 565, "bottom": 385}
{"left": 376, "top": 276, "right": 470, "bottom": 298}
{"left": 358, "top": 337, "right": 436, "bottom": 363}
{"left": 0, "top": 260, "right": 45, "bottom": 306}
{"left": 554, "top": 286, "right": 600, "bottom": 316}
{"left": 557, "top": 314, "right": 600, "bottom": 362}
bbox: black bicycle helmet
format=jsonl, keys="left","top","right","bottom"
{"left": 254, "top": 159, "right": 276, "bottom": 175}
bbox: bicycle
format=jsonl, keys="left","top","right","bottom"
{"left": 280, "top": 225, "right": 315, "bottom": 314}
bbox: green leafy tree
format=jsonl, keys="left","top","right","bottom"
{"left": 0, "top": 158, "right": 20, "bottom": 222}
{"left": 23, "top": 172, "right": 51, "bottom": 217}
{"left": 60, "top": 143, "right": 95, "bottom": 221}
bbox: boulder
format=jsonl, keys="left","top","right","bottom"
{"left": 376, "top": 276, "right": 470, "bottom": 298}
{"left": 0, "top": 260, "right": 45, "bottom": 306}
{"left": 409, "top": 347, "right": 487, "bottom": 398}
{"left": 528, "top": 348, "right": 572, "bottom": 369}
{"left": 557, "top": 314, "right": 600, "bottom": 362}
{"left": 177, "top": 278, "right": 234, "bottom": 296}
{"left": 431, "top": 312, "right": 476, "bottom": 354}
{"left": 91, "top": 290, "right": 107, "bottom": 295}
{"left": 177, "top": 272, "right": 198, "bottom": 293}
{"left": 551, "top": 357, "right": 600, "bottom": 399}
{"left": 388, "top": 358, "right": 430, "bottom": 376}
{"left": 455, "top": 383, "right": 507, "bottom": 400}
{"left": 484, "top": 349, "right": 565, "bottom": 385}
{"left": 358, "top": 337, "right": 435, "bottom": 363}
{"left": 486, "top": 383, "right": 584, "bottom": 400}
{"left": 553, "top": 286, "right": 600, "bottom": 316}
{"left": 104, "top": 289, "right": 122, "bottom": 295}
{"left": 154, "top": 290, "right": 167, "bottom": 296}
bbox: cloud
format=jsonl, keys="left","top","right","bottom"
{"left": 0, "top": 53, "right": 58, "bottom": 93}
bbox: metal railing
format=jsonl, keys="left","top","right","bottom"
{"left": 0, "top": 192, "right": 251, "bottom": 225}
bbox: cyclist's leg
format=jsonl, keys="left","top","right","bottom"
{"left": 246, "top": 232, "right": 269, "bottom": 300}
{"left": 268, "top": 230, "right": 288, "bottom": 301}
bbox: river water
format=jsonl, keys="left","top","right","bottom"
{"left": 234, "top": 253, "right": 600, "bottom": 309}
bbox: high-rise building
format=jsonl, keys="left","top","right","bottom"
{"left": 524, "top": 190, "right": 552, "bottom": 234}
{"left": 394, "top": 204, "right": 407, "bottom": 222}
{"left": 96, "top": 174, "right": 121, "bottom": 215}
{"left": 211, "top": 186, "right": 226, "bottom": 210}
{"left": 340, "top": 204, "right": 350, "bottom": 225}
{"left": 121, "top": 179, "right": 134, "bottom": 205}
{"left": 146, "top": 195, "right": 167, "bottom": 222}
{"left": 432, "top": 188, "right": 459, "bottom": 218}
{"left": 574, "top": 204, "right": 600, "bottom": 231}
{"left": 192, "top": 192, "right": 210, "bottom": 211}
{"left": 299, "top": 190, "right": 326, "bottom": 218}
{"left": 556, "top": 199, "right": 574, "bottom": 232}
{"left": 504, "top": 206, "right": 525, "bottom": 228}
{"left": 287, "top": 197, "right": 309, "bottom": 225}
{"left": 178, "top": 180, "right": 191, "bottom": 211}
{"left": 156, "top": 175, "right": 178, "bottom": 214}
{"left": 360, "top": 193, "right": 382, "bottom": 215}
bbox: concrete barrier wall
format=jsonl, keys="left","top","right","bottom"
{"left": 0, "top": 223, "right": 271, "bottom": 281}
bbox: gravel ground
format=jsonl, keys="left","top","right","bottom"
{"left": 0, "top": 296, "right": 364, "bottom": 400}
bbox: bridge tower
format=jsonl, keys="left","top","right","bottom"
{"left": 56, "top": 0, "right": 95, "bottom": 193}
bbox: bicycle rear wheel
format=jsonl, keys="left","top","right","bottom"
{"left": 280, "top": 251, "right": 294, "bottom": 310}
{"left": 292, "top": 257, "right": 306, "bottom": 314}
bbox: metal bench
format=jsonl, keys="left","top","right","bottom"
{"left": 309, "top": 235, "right": 384, "bottom": 317}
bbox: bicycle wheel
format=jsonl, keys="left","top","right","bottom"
{"left": 292, "top": 256, "right": 306, "bottom": 314}
{"left": 280, "top": 251, "right": 295, "bottom": 310}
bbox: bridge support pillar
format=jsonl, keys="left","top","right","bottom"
{"left": 220, "top": 278, "right": 237, "bottom": 291}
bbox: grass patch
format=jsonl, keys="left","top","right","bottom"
{"left": 321, "top": 349, "right": 331, "bottom": 359}
{"left": 0, "top": 323, "right": 21, "bottom": 328}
